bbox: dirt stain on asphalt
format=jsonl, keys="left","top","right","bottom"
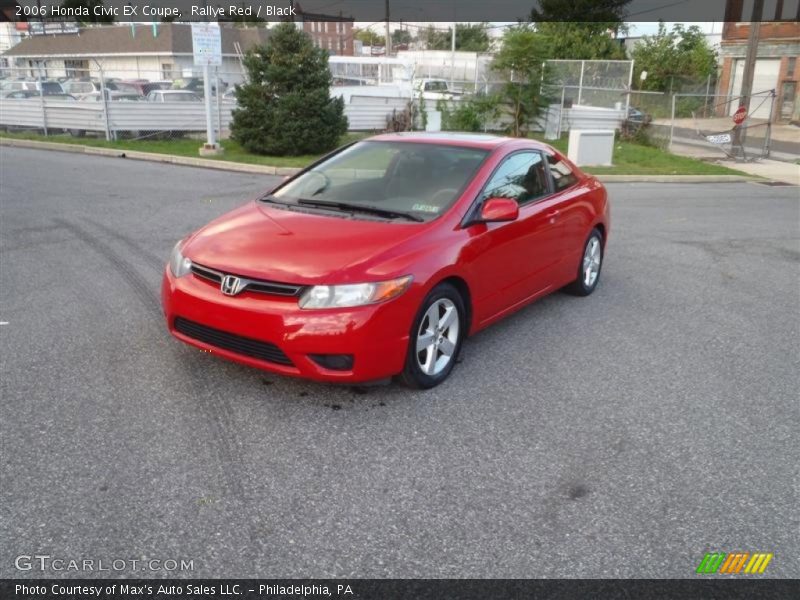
{"left": 567, "top": 483, "right": 590, "bottom": 500}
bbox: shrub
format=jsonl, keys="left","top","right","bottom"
{"left": 231, "top": 23, "right": 347, "bottom": 156}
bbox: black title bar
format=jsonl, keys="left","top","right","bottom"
{"left": 3, "top": 579, "right": 800, "bottom": 600}
{"left": 10, "top": 0, "right": 800, "bottom": 23}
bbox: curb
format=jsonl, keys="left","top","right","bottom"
{"left": 0, "top": 137, "right": 302, "bottom": 177}
{"left": 1, "top": 137, "right": 758, "bottom": 183}
{"left": 594, "top": 174, "right": 758, "bottom": 183}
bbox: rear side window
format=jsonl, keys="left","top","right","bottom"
{"left": 482, "top": 151, "right": 549, "bottom": 204}
{"left": 548, "top": 155, "right": 579, "bottom": 192}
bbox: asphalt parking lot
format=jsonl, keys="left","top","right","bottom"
{"left": 2, "top": 146, "right": 798, "bottom": 578}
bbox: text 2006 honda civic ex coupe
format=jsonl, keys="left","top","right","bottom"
{"left": 162, "top": 133, "right": 610, "bottom": 388}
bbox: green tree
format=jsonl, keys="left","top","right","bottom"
{"left": 392, "top": 29, "right": 412, "bottom": 46}
{"left": 535, "top": 22, "right": 627, "bottom": 60}
{"left": 231, "top": 23, "right": 347, "bottom": 156}
{"left": 59, "top": 0, "right": 114, "bottom": 23}
{"left": 491, "top": 26, "right": 552, "bottom": 137}
{"left": 631, "top": 22, "right": 718, "bottom": 92}
{"left": 422, "top": 23, "right": 490, "bottom": 52}
{"left": 529, "top": 0, "right": 630, "bottom": 23}
{"left": 354, "top": 28, "right": 383, "bottom": 47}
{"left": 528, "top": 0, "right": 630, "bottom": 60}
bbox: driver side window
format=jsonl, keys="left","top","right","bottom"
{"left": 481, "top": 151, "right": 549, "bottom": 205}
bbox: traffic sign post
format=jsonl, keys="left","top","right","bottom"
{"left": 191, "top": 23, "right": 223, "bottom": 156}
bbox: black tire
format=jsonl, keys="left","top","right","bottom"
{"left": 399, "top": 282, "right": 466, "bottom": 389}
{"left": 564, "top": 228, "right": 604, "bottom": 296}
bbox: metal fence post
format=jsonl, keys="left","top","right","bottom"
{"left": 96, "top": 62, "right": 112, "bottom": 141}
{"left": 625, "top": 60, "right": 634, "bottom": 115}
{"left": 669, "top": 93, "right": 676, "bottom": 152}
{"left": 763, "top": 89, "right": 775, "bottom": 158}
{"left": 577, "top": 60, "right": 585, "bottom": 106}
{"left": 216, "top": 67, "right": 223, "bottom": 141}
{"left": 37, "top": 66, "right": 48, "bottom": 136}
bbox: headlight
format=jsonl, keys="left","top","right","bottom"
{"left": 168, "top": 241, "right": 192, "bottom": 278}
{"left": 299, "top": 276, "right": 412, "bottom": 309}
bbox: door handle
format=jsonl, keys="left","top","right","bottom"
{"left": 546, "top": 210, "right": 560, "bottom": 219}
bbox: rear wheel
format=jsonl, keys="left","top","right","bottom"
{"left": 399, "top": 283, "right": 465, "bottom": 389}
{"left": 565, "top": 228, "right": 603, "bottom": 296}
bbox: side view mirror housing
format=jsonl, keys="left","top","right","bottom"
{"left": 480, "top": 197, "right": 519, "bottom": 223}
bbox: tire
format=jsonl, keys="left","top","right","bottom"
{"left": 399, "top": 283, "right": 466, "bottom": 389}
{"left": 564, "top": 228, "right": 604, "bottom": 296}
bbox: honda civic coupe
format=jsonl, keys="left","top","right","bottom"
{"left": 162, "top": 133, "right": 609, "bottom": 388}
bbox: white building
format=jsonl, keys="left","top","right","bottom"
{"left": 2, "top": 23, "right": 270, "bottom": 84}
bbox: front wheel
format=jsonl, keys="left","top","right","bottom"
{"left": 399, "top": 283, "right": 465, "bottom": 389}
{"left": 565, "top": 228, "right": 604, "bottom": 296}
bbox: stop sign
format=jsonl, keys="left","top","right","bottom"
{"left": 733, "top": 105, "right": 747, "bottom": 125}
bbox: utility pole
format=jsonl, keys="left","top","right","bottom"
{"left": 384, "top": 0, "right": 391, "bottom": 57}
{"left": 734, "top": 0, "right": 763, "bottom": 154}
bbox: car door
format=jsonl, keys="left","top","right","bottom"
{"left": 544, "top": 152, "right": 594, "bottom": 284}
{"left": 464, "top": 150, "right": 570, "bottom": 325}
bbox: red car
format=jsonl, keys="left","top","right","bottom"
{"left": 162, "top": 133, "right": 609, "bottom": 388}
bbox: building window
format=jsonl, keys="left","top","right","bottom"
{"left": 64, "top": 59, "right": 89, "bottom": 79}
{"left": 788, "top": 57, "right": 796, "bottom": 79}
{"left": 161, "top": 63, "right": 177, "bottom": 80}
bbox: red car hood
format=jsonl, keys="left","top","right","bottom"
{"left": 184, "top": 201, "right": 427, "bottom": 284}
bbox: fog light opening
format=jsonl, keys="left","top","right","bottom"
{"left": 308, "top": 354, "right": 354, "bottom": 371}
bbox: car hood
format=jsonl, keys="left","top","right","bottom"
{"left": 183, "top": 201, "right": 429, "bottom": 284}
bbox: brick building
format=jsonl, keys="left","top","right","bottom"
{"left": 295, "top": 6, "right": 355, "bottom": 56}
{"left": 718, "top": 0, "right": 800, "bottom": 121}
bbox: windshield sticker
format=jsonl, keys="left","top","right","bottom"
{"left": 412, "top": 204, "right": 441, "bottom": 213}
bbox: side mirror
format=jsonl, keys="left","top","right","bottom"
{"left": 480, "top": 197, "right": 519, "bottom": 223}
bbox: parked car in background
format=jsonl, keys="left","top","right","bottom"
{"left": 61, "top": 79, "right": 102, "bottom": 99}
{"left": 61, "top": 78, "right": 128, "bottom": 100}
{"left": 80, "top": 91, "right": 146, "bottom": 102}
{"left": 627, "top": 107, "right": 653, "bottom": 126}
{"left": 413, "top": 78, "right": 460, "bottom": 101}
{"left": 172, "top": 77, "right": 227, "bottom": 97}
{"left": 146, "top": 90, "right": 202, "bottom": 102}
{"left": 112, "top": 80, "right": 148, "bottom": 95}
{"left": 3, "top": 89, "right": 75, "bottom": 101}
{"left": 116, "top": 79, "right": 173, "bottom": 96}
{"left": 0, "top": 79, "right": 38, "bottom": 93}
{"left": 162, "top": 133, "right": 610, "bottom": 388}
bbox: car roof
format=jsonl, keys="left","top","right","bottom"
{"left": 366, "top": 132, "right": 552, "bottom": 151}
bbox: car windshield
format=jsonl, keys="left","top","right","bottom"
{"left": 270, "top": 141, "right": 488, "bottom": 222}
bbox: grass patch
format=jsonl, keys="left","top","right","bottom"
{"left": 2, "top": 129, "right": 748, "bottom": 176}
{"left": 530, "top": 134, "right": 747, "bottom": 176}
{"left": 0, "top": 130, "right": 368, "bottom": 169}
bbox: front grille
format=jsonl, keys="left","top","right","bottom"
{"left": 190, "top": 262, "right": 305, "bottom": 297}
{"left": 174, "top": 317, "right": 293, "bottom": 366}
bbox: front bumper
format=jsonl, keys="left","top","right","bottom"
{"left": 161, "top": 268, "right": 413, "bottom": 383}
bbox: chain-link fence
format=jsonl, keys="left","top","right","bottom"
{"left": 0, "top": 63, "right": 242, "bottom": 142}
{"left": 668, "top": 89, "right": 776, "bottom": 161}
{"left": 544, "top": 60, "right": 634, "bottom": 110}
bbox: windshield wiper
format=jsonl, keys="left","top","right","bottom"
{"left": 259, "top": 193, "right": 292, "bottom": 205}
{"left": 296, "top": 198, "right": 424, "bottom": 222}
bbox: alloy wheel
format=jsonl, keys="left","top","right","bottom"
{"left": 583, "top": 236, "right": 602, "bottom": 288}
{"left": 415, "top": 298, "right": 460, "bottom": 376}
